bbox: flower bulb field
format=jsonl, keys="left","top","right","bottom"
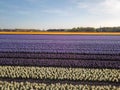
{"left": 0, "top": 34, "right": 120, "bottom": 89}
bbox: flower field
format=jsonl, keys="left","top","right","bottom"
{"left": 0, "top": 35, "right": 120, "bottom": 89}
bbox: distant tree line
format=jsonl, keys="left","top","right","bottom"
{"left": 47, "top": 29, "right": 66, "bottom": 32}
{"left": 47, "top": 27, "right": 120, "bottom": 32}
{"left": 1, "top": 27, "right": 120, "bottom": 32}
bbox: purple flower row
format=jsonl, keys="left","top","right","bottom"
{"left": 1, "top": 35, "right": 120, "bottom": 40}
{"left": 0, "top": 52, "right": 120, "bottom": 61}
{"left": 0, "top": 42, "right": 120, "bottom": 50}
{"left": 1, "top": 49, "right": 120, "bottom": 54}
{"left": 0, "top": 58, "right": 120, "bottom": 69}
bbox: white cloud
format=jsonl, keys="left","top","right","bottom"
{"left": 42, "top": 9, "right": 70, "bottom": 16}
{"left": 76, "top": 0, "right": 120, "bottom": 15}
{"left": 77, "top": 2, "right": 89, "bottom": 8}
{"left": 100, "top": 0, "right": 120, "bottom": 14}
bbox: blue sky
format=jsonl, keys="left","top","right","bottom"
{"left": 0, "top": 0, "right": 120, "bottom": 29}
